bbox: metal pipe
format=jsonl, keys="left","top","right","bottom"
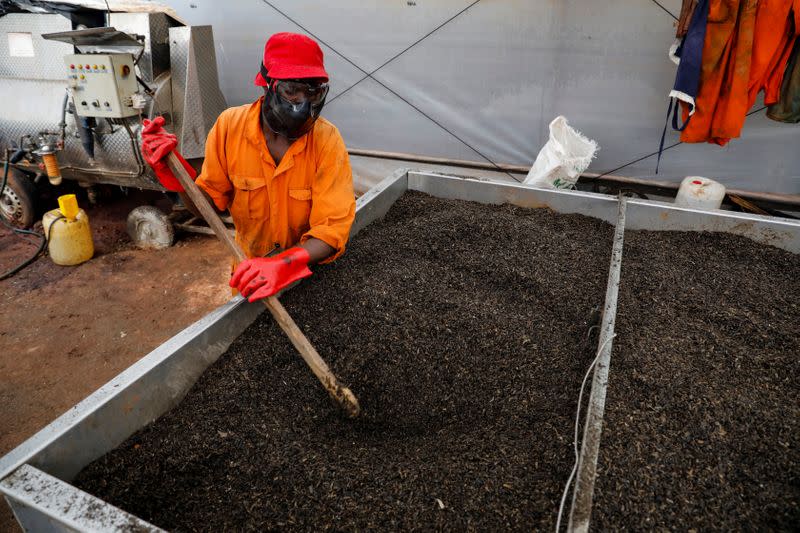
{"left": 347, "top": 148, "right": 800, "bottom": 209}
{"left": 348, "top": 147, "right": 528, "bottom": 173}
{"left": 568, "top": 196, "right": 627, "bottom": 532}
{"left": 59, "top": 165, "right": 141, "bottom": 178}
{"left": 58, "top": 90, "right": 69, "bottom": 145}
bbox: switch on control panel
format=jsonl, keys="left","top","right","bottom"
{"left": 64, "top": 53, "right": 139, "bottom": 118}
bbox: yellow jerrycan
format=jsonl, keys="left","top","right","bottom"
{"left": 43, "top": 194, "right": 94, "bottom": 266}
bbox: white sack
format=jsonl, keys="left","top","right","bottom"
{"left": 523, "top": 116, "right": 598, "bottom": 189}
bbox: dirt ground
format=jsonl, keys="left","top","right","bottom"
{"left": 0, "top": 189, "right": 231, "bottom": 532}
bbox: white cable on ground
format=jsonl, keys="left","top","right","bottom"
{"left": 555, "top": 333, "right": 617, "bottom": 532}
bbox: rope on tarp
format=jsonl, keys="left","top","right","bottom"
{"left": 593, "top": 105, "right": 768, "bottom": 180}
{"left": 649, "top": 0, "right": 679, "bottom": 21}
{"left": 259, "top": 0, "right": 523, "bottom": 183}
{"left": 325, "top": 0, "right": 483, "bottom": 106}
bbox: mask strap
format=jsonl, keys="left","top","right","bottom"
{"left": 259, "top": 63, "right": 270, "bottom": 88}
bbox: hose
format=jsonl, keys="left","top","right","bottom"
{"left": 58, "top": 90, "right": 69, "bottom": 144}
{"left": 0, "top": 151, "right": 49, "bottom": 281}
{"left": 76, "top": 116, "right": 96, "bottom": 160}
{"left": 136, "top": 74, "right": 154, "bottom": 96}
{"left": 554, "top": 333, "right": 618, "bottom": 532}
{"left": 121, "top": 118, "right": 145, "bottom": 177}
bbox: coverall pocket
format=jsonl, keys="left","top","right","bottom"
{"left": 230, "top": 174, "right": 268, "bottom": 220}
{"left": 288, "top": 188, "right": 312, "bottom": 231}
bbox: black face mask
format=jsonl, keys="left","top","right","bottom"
{"left": 260, "top": 66, "right": 327, "bottom": 141}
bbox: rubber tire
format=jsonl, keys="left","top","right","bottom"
{"left": 1, "top": 169, "right": 37, "bottom": 228}
{"left": 127, "top": 205, "right": 174, "bottom": 250}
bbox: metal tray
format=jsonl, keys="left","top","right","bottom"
{"left": 2, "top": 170, "right": 798, "bottom": 532}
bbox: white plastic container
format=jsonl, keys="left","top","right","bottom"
{"left": 674, "top": 176, "right": 726, "bottom": 210}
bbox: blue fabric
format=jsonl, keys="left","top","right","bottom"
{"left": 657, "top": 0, "right": 710, "bottom": 173}
{"left": 672, "top": 0, "right": 710, "bottom": 107}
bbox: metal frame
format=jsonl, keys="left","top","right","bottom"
{"left": 1, "top": 465, "right": 165, "bottom": 532}
{"left": 2, "top": 170, "right": 798, "bottom": 532}
{"left": 0, "top": 12, "right": 225, "bottom": 191}
{"left": 569, "top": 197, "right": 627, "bottom": 533}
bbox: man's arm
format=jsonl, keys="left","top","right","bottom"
{"left": 299, "top": 237, "right": 335, "bottom": 264}
{"left": 194, "top": 115, "right": 234, "bottom": 212}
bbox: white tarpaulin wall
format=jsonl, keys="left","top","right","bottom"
{"left": 165, "top": 0, "right": 799, "bottom": 195}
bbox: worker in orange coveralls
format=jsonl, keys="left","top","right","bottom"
{"left": 140, "top": 33, "right": 356, "bottom": 302}
{"left": 681, "top": 0, "right": 800, "bottom": 145}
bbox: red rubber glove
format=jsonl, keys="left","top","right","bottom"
{"left": 140, "top": 116, "right": 196, "bottom": 192}
{"left": 230, "top": 247, "right": 312, "bottom": 302}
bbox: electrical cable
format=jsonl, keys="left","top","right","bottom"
{"left": 0, "top": 152, "right": 51, "bottom": 281}
{"left": 136, "top": 74, "right": 154, "bottom": 96}
{"left": 259, "top": 1, "right": 522, "bottom": 183}
{"left": 554, "top": 333, "right": 617, "bottom": 532}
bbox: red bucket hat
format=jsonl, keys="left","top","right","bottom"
{"left": 254, "top": 32, "right": 329, "bottom": 86}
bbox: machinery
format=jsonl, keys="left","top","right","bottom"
{"left": 0, "top": 2, "right": 227, "bottom": 246}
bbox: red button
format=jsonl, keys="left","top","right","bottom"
{"left": 85, "top": 64, "right": 90, "bottom": 69}
{"left": 69, "top": 64, "right": 75, "bottom": 69}
{"left": 692, "top": 180, "right": 702, "bottom": 185}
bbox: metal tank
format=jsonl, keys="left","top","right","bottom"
{"left": 0, "top": 3, "right": 225, "bottom": 241}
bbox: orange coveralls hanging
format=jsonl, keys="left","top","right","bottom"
{"left": 680, "top": 0, "right": 800, "bottom": 146}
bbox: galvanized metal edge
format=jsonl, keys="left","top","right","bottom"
{"left": 568, "top": 197, "right": 627, "bottom": 533}
{"left": 407, "top": 171, "right": 620, "bottom": 223}
{"left": 350, "top": 168, "right": 409, "bottom": 236}
{"left": 407, "top": 171, "right": 800, "bottom": 253}
{"left": 625, "top": 198, "right": 800, "bottom": 253}
{"left": 1, "top": 464, "right": 165, "bottom": 532}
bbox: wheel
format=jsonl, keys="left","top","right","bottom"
{"left": 1, "top": 169, "right": 37, "bottom": 228}
{"left": 127, "top": 205, "right": 174, "bottom": 249}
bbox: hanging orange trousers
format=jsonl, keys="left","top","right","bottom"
{"left": 681, "top": 0, "right": 799, "bottom": 146}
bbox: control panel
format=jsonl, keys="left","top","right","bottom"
{"left": 64, "top": 53, "right": 139, "bottom": 118}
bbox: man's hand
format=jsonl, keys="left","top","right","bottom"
{"left": 230, "top": 247, "right": 312, "bottom": 302}
{"left": 141, "top": 116, "right": 196, "bottom": 192}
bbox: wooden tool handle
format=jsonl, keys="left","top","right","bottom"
{"left": 166, "top": 153, "right": 360, "bottom": 417}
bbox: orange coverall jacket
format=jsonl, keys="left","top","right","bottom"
{"left": 195, "top": 97, "right": 356, "bottom": 263}
{"left": 681, "top": 0, "right": 799, "bottom": 145}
